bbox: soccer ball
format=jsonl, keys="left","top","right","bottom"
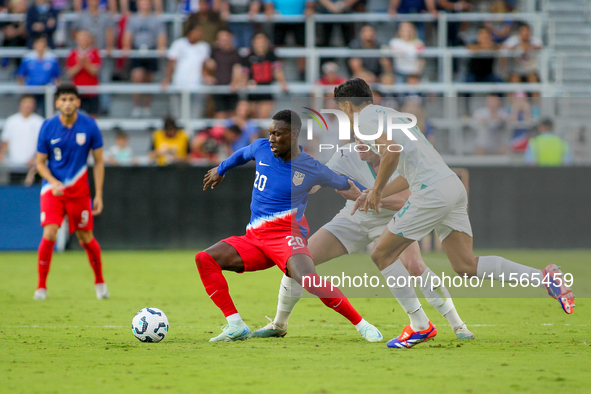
{"left": 132, "top": 307, "right": 169, "bottom": 342}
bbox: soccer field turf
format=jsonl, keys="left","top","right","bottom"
{"left": 1, "top": 250, "right": 589, "bottom": 394}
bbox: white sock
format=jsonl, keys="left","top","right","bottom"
{"left": 419, "top": 268, "right": 464, "bottom": 331}
{"left": 419, "top": 268, "right": 455, "bottom": 316}
{"left": 477, "top": 256, "right": 543, "bottom": 286}
{"left": 443, "top": 309, "right": 464, "bottom": 331}
{"left": 226, "top": 313, "right": 243, "bottom": 324}
{"left": 381, "top": 260, "right": 430, "bottom": 331}
{"left": 273, "top": 274, "right": 303, "bottom": 327}
{"left": 355, "top": 318, "right": 368, "bottom": 331}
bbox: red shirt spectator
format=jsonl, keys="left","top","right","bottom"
{"left": 66, "top": 30, "right": 101, "bottom": 88}
{"left": 318, "top": 62, "right": 347, "bottom": 86}
{"left": 66, "top": 30, "right": 102, "bottom": 116}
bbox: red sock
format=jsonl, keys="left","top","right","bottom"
{"left": 37, "top": 238, "right": 55, "bottom": 289}
{"left": 302, "top": 273, "right": 363, "bottom": 325}
{"left": 196, "top": 251, "right": 238, "bottom": 318}
{"left": 81, "top": 238, "right": 104, "bottom": 284}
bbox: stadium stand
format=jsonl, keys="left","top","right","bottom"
{"left": 1, "top": 0, "right": 590, "bottom": 174}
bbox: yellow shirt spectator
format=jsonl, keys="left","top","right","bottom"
{"left": 150, "top": 118, "right": 190, "bottom": 166}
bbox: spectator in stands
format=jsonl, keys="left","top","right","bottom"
{"left": 72, "top": 0, "right": 115, "bottom": 115}
{"left": 190, "top": 125, "right": 222, "bottom": 164}
{"left": 162, "top": 23, "right": 210, "bottom": 117}
{"left": 388, "top": 0, "right": 438, "bottom": 41}
{"left": 502, "top": 23, "right": 542, "bottom": 84}
{"left": 105, "top": 129, "right": 135, "bottom": 166}
{"left": 316, "top": 0, "right": 357, "bottom": 47}
{"left": 236, "top": 32, "right": 288, "bottom": 119}
{"left": 465, "top": 28, "right": 503, "bottom": 83}
{"left": 348, "top": 25, "right": 392, "bottom": 84}
{"left": 0, "top": 95, "right": 44, "bottom": 184}
{"left": 436, "top": 0, "right": 471, "bottom": 46}
{"left": 150, "top": 117, "right": 190, "bottom": 166}
{"left": 185, "top": 0, "right": 228, "bottom": 46}
{"left": 318, "top": 61, "right": 347, "bottom": 86}
{"left": 484, "top": 0, "right": 513, "bottom": 44}
{"left": 508, "top": 91, "right": 534, "bottom": 152}
{"left": 191, "top": 123, "right": 243, "bottom": 164}
{"left": 264, "top": 0, "right": 315, "bottom": 80}
{"left": 401, "top": 96, "right": 434, "bottom": 144}
{"left": 16, "top": 36, "right": 60, "bottom": 115}
{"left": 73, "top": 0, "right": 117, "bottom": 13}
{"left": 26, "top": 0, "right": 59, "bottom": 48}
{"left": 225, "top": 100, "right": 260, "bottom": 147}
{"left": 122, "top": 0, "right": 162, "bottom": 14}
{"left": 472, "top": 94, "right": 509, "bottom": 155}
{"left": 389, "top": 22, "right": 425, "bottom": 83}
{"left": 123, "top": 0, "right": 167, "bottom": 118}
{"left": 1, "top": 0, "right": 28, "bottom": 50}
{"left": 205, "top": 28, "right": 242, "bottom": 119}
{"left": 73, "top": 0, "right": 115, "bottom": 56}
{"left": 220, "top": 0, "right": 260, "bottom": 49}
{"left": 524, "top": 118, "right": 572, "bottom": 166}
{"left": 66, "top": 30, "right": 102, "bottom": 118}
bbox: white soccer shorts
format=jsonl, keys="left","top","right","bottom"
{"left": 321, "top": 210, "right": 390, "bottom": 254}
{"left": 387, "top": 175, "right": 473, "bottom": 242}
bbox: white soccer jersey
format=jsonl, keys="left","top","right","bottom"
{"left": 325, "top": 143, "right": 398, "bottom": 222}
{"left": 356, "top": 104, "right": 455, "bottom": 193}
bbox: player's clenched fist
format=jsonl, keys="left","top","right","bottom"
{"left": 203, "top": 166, "right": 225, "bottom": 191}
{"left": 51, "top": 181, "right": 65, "bottom": 196}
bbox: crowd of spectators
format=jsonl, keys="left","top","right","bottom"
{"left": 0, "top": 0, "right": 555, "bottom": 171}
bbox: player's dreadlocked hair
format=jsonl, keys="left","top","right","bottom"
{"left": 272, "top": 110, "right": 302, "bottom": 132}
{"left": 54, "top": 82, "right": 79, "bottom": 100}
{"left": 334, "top": 78, "right": 374, "bottom": 107}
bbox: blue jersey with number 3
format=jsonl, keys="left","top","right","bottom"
{"left": 37, "top": 113, "right": 103, "bottom": 198}
{"left": 217, "top": 139, "right": 364, "bottom": 238}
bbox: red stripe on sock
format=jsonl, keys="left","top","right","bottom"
{"left": 37, "top": 238, "right": 55, "bottom": 289}
{"left": 81, "top": 238, "right": 104, "bottom": 284}
{"left": 196, "top": 251, "right": 238, "bottom": 318}
{"left": 302, "top": 273, "right": 362, "bottom": 325}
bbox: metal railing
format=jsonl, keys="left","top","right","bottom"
{"left": 0, "top": 10, "right": 565, "bottom": 159}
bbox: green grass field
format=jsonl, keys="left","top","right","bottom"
{"left": 1, "top": 250, "right": 590, "bottom": 394}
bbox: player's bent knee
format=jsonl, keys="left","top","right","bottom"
{"left": 42, "top": 225, "right": 59, "bottom": 241}
{"left": 451, "top": 260, "right": 478, "bottom": 277}
{"left": 76, "top": 230, "right": 94, "bottom": 244}
{"left": 199, "top": 243, "right": 243, "bottom": 272}
{"left": 404, "top": 257, "right": 425, "bottom": 277}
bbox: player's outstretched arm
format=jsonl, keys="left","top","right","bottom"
{"left": 92, "top": 148, "right": 104, "bottom": 216}
{"left": 203, "top": 141, "right": 258, "bottom": 191}
{"left": 317, "top": 163, "right": 366, "bottom": 192}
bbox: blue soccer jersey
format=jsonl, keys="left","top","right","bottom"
{"left": 37, "top": 113, "right": 103, "bottom": 198}
{"left": 217, "top": 138, "right": 365, "bottom": 238}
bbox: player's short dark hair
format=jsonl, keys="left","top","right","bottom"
{"left": 334, "top": 78, "right": 374, "bottom": 107}
{"left": 272, "top": 110, "right": 301, "bottom": 132}
{"left": 55, "top": 83, "right": 79, "bottom": 99}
